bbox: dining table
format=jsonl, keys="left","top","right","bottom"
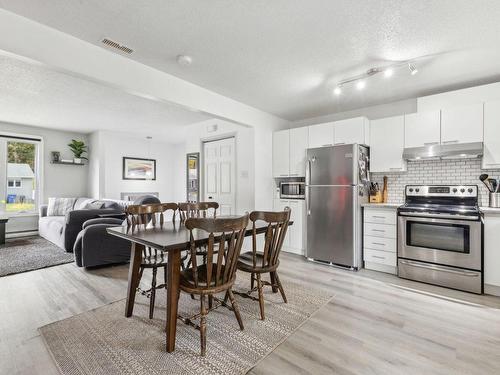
{"left": 107, "top": 217, "right": 293, "bottom": 353}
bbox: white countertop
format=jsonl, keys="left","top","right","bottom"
{"left": 361, "top": 203, "right": 401, "bottom": 209}
{"left": 481, "top": 207, "right": 500, "bottom": 214}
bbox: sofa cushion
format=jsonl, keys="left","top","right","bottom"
{"left": 38, "top": 215, "right": 66, "bottom": 249}
{"left": 47, "top": 197, "right": 77, "bottom": 216}
{"left": 74, "top": 198, "right": 94, "bottom": 210}
{"left": 84, "top": 201, "right": 105, "bottom": 210}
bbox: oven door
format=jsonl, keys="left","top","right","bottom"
{"left": 398, "top": 214, "right": 482, "bottom": 270}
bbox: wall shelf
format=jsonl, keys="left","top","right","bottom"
{"left": 50, "top": 161, "right": 85, "bottom": 166}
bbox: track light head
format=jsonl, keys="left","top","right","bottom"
{"left": 409, "top": 63, "right": 418, "bottom": 75}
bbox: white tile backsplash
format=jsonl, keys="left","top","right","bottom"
{"left": 371, "top": 159, "right": 500, "bottom": 206}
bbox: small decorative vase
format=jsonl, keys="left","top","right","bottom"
{"left": 74, "top": 158, "right": 82, "bottom": 164}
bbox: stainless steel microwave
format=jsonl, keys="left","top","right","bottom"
{"left": 280, "top": 181, "right": 305, "bottom": 199}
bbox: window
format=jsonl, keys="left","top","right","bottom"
{"left": 1, "top": 135, "right": 41, "bottom": 214}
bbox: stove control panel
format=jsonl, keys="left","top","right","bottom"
{"left": 405, "top": 185, "right": 478, "bottom": 197}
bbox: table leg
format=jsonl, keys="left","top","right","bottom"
{"left": 166, "top": 249, "right": 181, "bottom": 352}
{"left": 0, "top": 221, "right": 6, "bottom": 245}
{"left": 125, "top": 242, "right": 143, "bottom": 317}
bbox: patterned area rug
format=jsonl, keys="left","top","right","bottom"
{"left": 40, "top": 275, "right": 332, "bottom": 374}
{"left": 0, "top": 236, "right": 74, "bottom": 277}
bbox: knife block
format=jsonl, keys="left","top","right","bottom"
{"left": 369, "top": 192, "right": 383, "bottom": 203}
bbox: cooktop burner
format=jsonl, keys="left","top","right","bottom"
{"left": 399, "top": 185, "right": 480, "bottom": 217}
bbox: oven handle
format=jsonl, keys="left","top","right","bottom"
{"left": 398, "top": 211, "right": 480, "bottom": 221}
{"left": 399, "top": 260, "right": 480, "bottom": 277}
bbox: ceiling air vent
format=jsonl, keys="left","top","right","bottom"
{"left": 101, "top": 38, "right": 134, "bottom": 54}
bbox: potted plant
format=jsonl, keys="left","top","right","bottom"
{"left": 68, "top": 139, "right": 88, "bottom": 164}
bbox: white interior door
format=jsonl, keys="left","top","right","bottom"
{"left": 203, "top": 137, "right": 236, "bottom": 215}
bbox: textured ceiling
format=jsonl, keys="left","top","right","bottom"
{"left": 2, "top": 0, "right": 500, "bottom": 121}
{"left": 0, "top": 54, "right": 210, "bottom": 141}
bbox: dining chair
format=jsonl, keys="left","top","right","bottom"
{"left": 125, "top": 202, "right": 178, "bottom": 319}
{"left": 179, "top": 214, "right": 249, "bottom": 356}
{"left": 235, "top": 208, "right": 291, "bottom": 320}
{"left": 178, "top": 201, "right": 219, "bottom": 221}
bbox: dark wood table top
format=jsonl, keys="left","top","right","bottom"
{"left": 107, "top": 217, "right": 293, "bottom": 251}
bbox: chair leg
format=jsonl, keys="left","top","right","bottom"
{"left": 270, "top": 272, "right": 278, "bottom": 293}
{"left": 200, "top": 295, "right": 207, "bottom": 356}
{"left": 274, "top": 271, "right": 287, "bottom": 303}
{"left": 208, "top": 294, "right": 213, "bottom": 309}
{"left": 227, "top": 289, "right": 244, "bottom": 330}
{"left": 149, "top": 267, "right": 157, "bottom": 319}
{"left": 250, "top": 273, "right": 255, "bottom": 290}
{"left": 256, "top": 273, "right": 265, "bottom": 320}
{"left": 164, "top": 266, "right": 168, "bottom": 289}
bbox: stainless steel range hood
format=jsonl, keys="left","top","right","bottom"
{"left": 403, "top": 142, "right": 483, "bottom": 161}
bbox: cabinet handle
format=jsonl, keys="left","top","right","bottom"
{"left": 372, "top": 255, "right": 386, "bottom": 260}
{"left": 442, "top": 140, "right": 459, "bottom": 144}
{"left": 389, "top": 167, "right": 403, "bottom": 171}
{"left": 322, "top": 144, "right": 333, "bottom": 147}
{"left": 424, "top": 142, "right": 439, "bottom": 145}
{"left": 484, "top": 163, "right": 500, "bottom": 166}
{"left": 289, "top": 173, "right": 299, "bottom": 176}
{"left": 372, "top": 242, "right": 386, "bottom": 246}
{"left": 372, "top": 216, "right": 386, "bottom": 219}
{"left": 371, "top": 229, "right": 385, "bottom": 232}
{"left": 279, "top": 174, "right": 289, "bottom": 176}
{"left": 334, "top": 142, "right": 345, "bottom": 145}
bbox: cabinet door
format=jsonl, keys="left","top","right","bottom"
{"left": 289, "top": 127, "right": 309, "bottom": 176}
{"left": 287, "top": 200, "right": 304, "bottom": 255}
{"left": 441, "top": 103, "right": 483, "bottom": 144}
{"left": 482, "top": 101, "right": 500, "bottom": 169}
{"left": 484, "top": 214, "right": 500, "bottom": 287}
{"left": 308, "top": 122, "right": 334, "bottom": 148}
{"left": 273, "top": 199, "right": 290, "bottom": 247}
{"left": 334, "top": 117, "right": 369, "bottom": 145}
{"left": 370, "top": 116, "right": 406, "bottom": 172}
{"left": 272, "top": 130, "right": 290, "bottom": 177}
{"left": 404, "top": 111, "right": 441, "bottom": 148}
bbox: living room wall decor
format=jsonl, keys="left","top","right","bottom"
{"left": 122, "top": 157, "right": 156, "bottom": 180}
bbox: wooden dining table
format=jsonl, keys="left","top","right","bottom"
{"left": 107, "top": 217, "right": 292, "bottom": 353}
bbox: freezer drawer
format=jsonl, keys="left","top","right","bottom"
{"left": 398, "top": 259, "right": 482, "bottom": 294}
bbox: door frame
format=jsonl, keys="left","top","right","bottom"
{"left": 201, "top": 134, "right": 237, "bottom": 213}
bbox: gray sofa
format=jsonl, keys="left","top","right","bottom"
{"left": 73, "top": 195, "right": 161, "bottom": 267}
{"left": 39, "top": 198, "right": 129, "bottom": 252}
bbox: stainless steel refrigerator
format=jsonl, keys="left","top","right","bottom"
{"left": 306, "top": 144, "right": 369, "bottom": 269}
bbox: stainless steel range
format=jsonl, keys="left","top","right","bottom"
{"left": 397, "top": 185, "right": 483, "bottom": 294}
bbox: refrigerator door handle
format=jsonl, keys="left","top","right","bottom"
{"left": 305, "top": 159, "right": 311, "bottom": 215}
{"left": 306, "top": 186, "right": 311, "bottom": 216}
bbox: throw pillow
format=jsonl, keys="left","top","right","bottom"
{"left": 47, "top": 197, "right": 77, "bottom": 216}
{"left": 84, "top": 201, "right": 105, "bottom": 210}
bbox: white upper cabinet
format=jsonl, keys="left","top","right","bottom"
{"left": 404, "top": 111, "right": 441, "bottom": 148}
{"left": 333, "top": 117, "right": 370, "bottom": 145}
{"left": 272, "top": 129, "right": 290, "bottom": 177}
{"left": 289, "top": 127, "right": 309, "bottom": 176}
{"left": 370, "top": 115, "right": 406, "bottom": 173}
{"left": 308, "top": 122, "right": 334, "bottom": 148}
{"left": 482, "top": 101, "right": 500, "bottom": 169}
{"left": 440, "top": 103, "right": 483, "bottom": 144}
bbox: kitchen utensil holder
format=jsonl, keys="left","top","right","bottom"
{"left": 490, "top": 193, "right": 500, "bottom": 208}
{"left": 369, "top": 192, "right": 383, "bottom": 203}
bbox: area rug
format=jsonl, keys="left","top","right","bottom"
{"left": 39, "top": 275, "right": 332, "bottom": 374}
{"left": 0, "top": 236, "right": 74, "bottom": 277}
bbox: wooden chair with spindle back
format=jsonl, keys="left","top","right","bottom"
{"left": 178, "top": 214, "right": 249, "bottom": 356}
{"left": 235, "top": 208, "right": 291, "bottom": 320}
{"left": 125, "top": 202, "right": 178, "bottom": 319}
{"left": 178, "top": 201, "right": 219, "bottom": 222}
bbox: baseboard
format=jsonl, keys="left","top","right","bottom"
{"left": 484, "top": 283, "right": 500, "bottom": 297}
{"left": 6, "top": 231, "right": 39, "bottom": 238}
{"left": 364, "top": 261, "right": 397, "bottom": 275}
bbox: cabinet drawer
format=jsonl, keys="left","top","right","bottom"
{"left": 363, "top": 235, "right": 396, "bottom": 253}
{"left": 364, "top": 209, "right": 396, "bottom": 225}
{"left": 364, "top": 223, "right": 397, "bottom": 239}
{"left": 364, "top": 249, "right": 396, "bottom": 266}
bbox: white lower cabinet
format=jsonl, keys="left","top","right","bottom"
{"left": 273, "top": 199, "right": 305, "bottom": 255}
{"left": 484, "top": 212, "right": 500, "bottom": 295}
{"left": 363, "top": 206, "right": 397, "bottom": 274}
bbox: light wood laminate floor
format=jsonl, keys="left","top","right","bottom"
{"left": 1, "top": 253, "right": 500, "bottom": 374}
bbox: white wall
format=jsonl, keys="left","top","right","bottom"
{"left": 290, "top": 98, "right": 417, "bottom": 128}
{"left": 88, "top": 131, "right": 178, "bottom": 202}
{"left": 179, "top": 119, "right": 256, "bottom": 213}
{"left": 418, "top": 81, "right": 500, "bottom": 112}
{"left": 0, "top": 121, "right": 88, "bottom": 233}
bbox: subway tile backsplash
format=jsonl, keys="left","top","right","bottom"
{"left": 370, "top": 159, "right": 500, "bottom": 206}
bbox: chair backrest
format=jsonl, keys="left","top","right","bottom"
{"left": 185, "top": 214, "right": 249, "bottom": 289}
{"left": 126, "top": 203, "right": 178, "bottom": 230}
{"left": 249, "top": 208, "right": 291, "bottom": 269}
{"left": 178, "top": 201, "right": 219, "bottom": 222}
